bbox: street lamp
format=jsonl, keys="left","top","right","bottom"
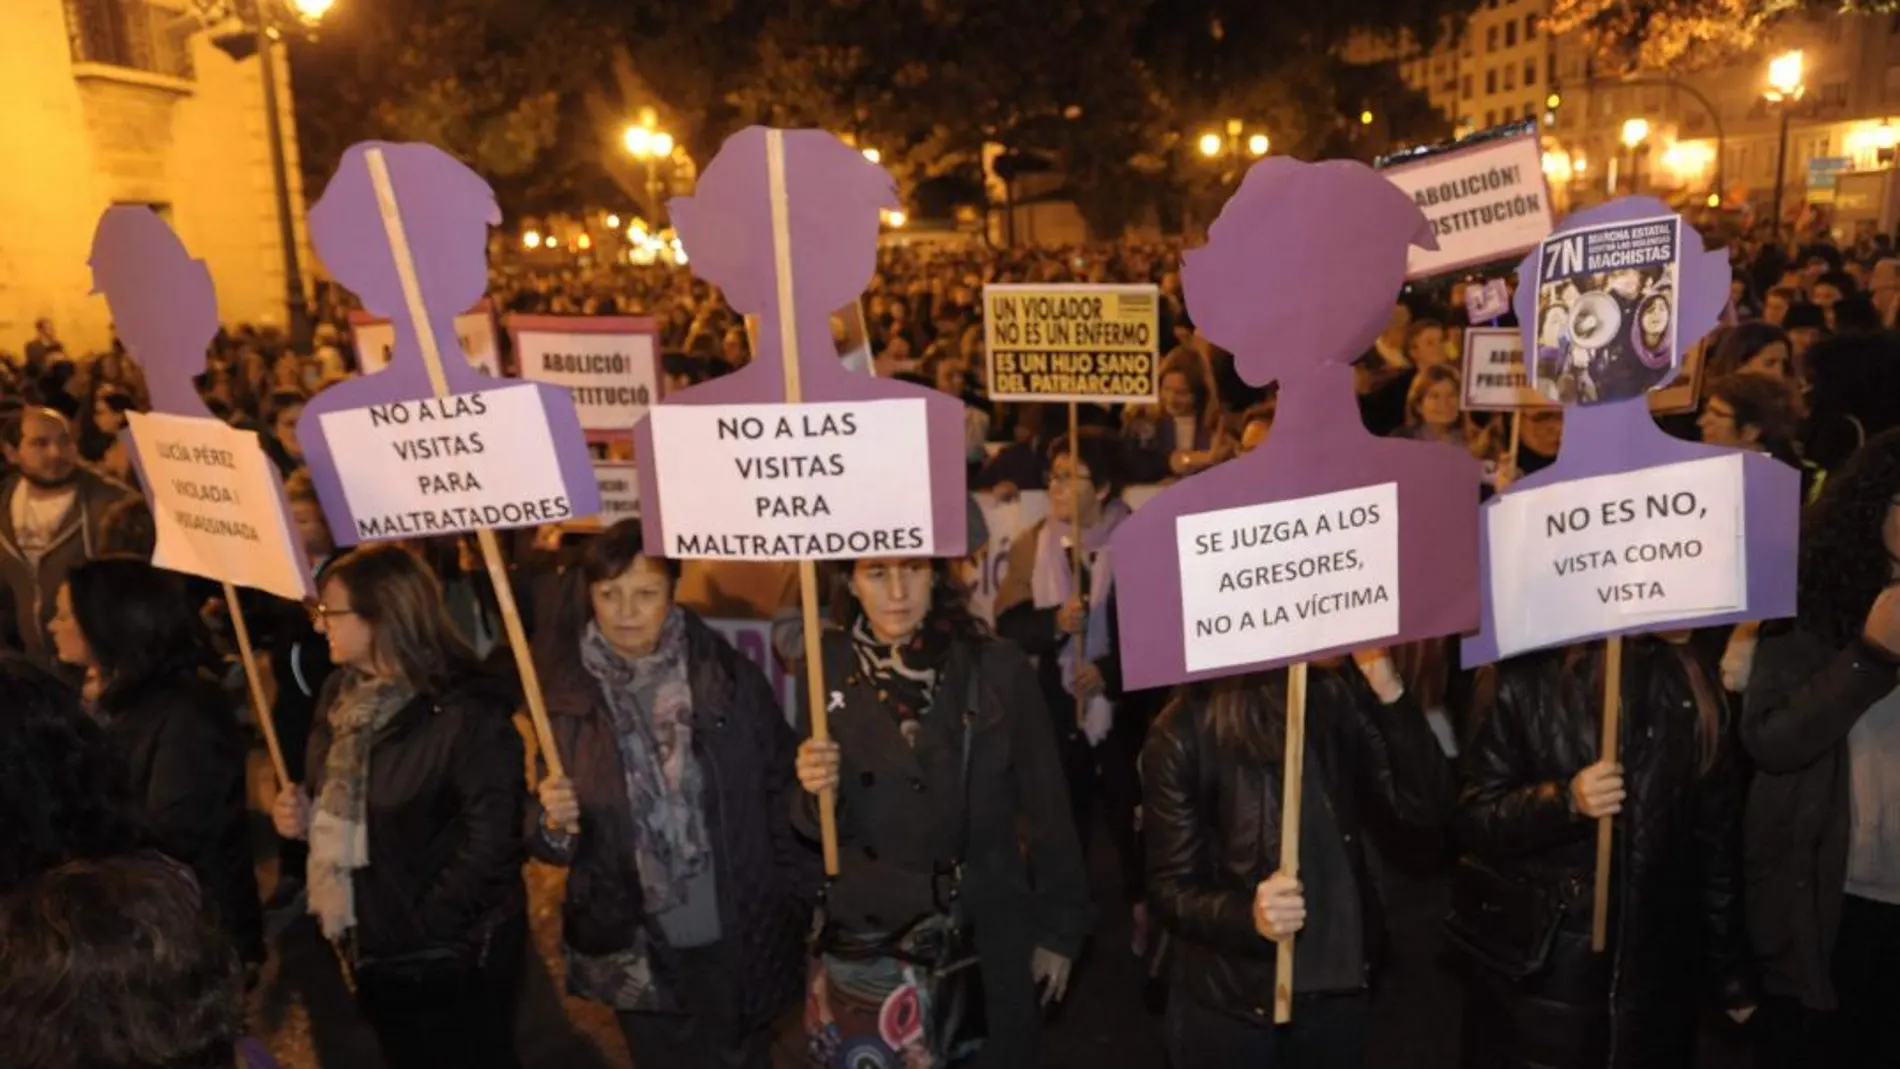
{"left": 622, "top": 114, "right": 677, "bottom": 225}
{"left": 861, "top": 147, "right": 882, "bottom": 165}
{"left": 1621, "top": 117, "right": 1651, "bottom": 195}
{"left": 196, "top": 0, "right": 335, "bottom": 345}
{"left": 1246, "top": 133, "right": 1270, "bottom": 157}
{"left": 1198, "top": 132, "right": 1224, "bottom": 158}
{"left": 1765, "top": 49, "right": 1806, "bottom": 240}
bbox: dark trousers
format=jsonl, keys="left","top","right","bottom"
{"left": 1166, "top": 990, "right": 1369, "bottom": 1069}
{"left": 1758, "top": 894, "right": 1900, "bottom": 1068}
{"left": 618, "top": 943, "right": 770, "bottom": 1069}
{"left": 355, "top": 913, "right": 526, "bottom": 1069}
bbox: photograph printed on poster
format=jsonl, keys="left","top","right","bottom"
{"left": 1531, "top": 215, "right": 1682, "bottom": 404}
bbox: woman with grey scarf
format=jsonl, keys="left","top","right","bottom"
{"left": 271, "top": 545, "right": 528, "bottom": 1069}
{"left": 529, "top": 519, "right": 815, "bottom": 1069}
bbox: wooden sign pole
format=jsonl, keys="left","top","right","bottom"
{"left": 1068, "top": 401, "right": 1087, "bottom": 731}
{"left": 1273, "top": 660, "right": 1309, "bottom": 1024}
{"left": 765, "top": 131, "right": 841, "bottom": 876}
{"left": 1504, "top": 410, "right": 1523, "bottom": 487}
{"left": 224, "top": 581, "right": 290, "bottom": 787}
{"left": 361, "top": 148, "right": 567, "bottom": 789}
{"left": 1590, "top": 635, "right": 1623, "bottom": 952}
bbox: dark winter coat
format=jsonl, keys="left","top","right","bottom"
{"left": 1741, "top": 623, "right": 1900, "bottom": 1011}
{"left": 0, "top": 469, "right": 132, "bottom": 662}
{"left": 305, "top": 670, "right": 527, "bottom": 963}
{"left": 795, "top": 629, "right": 1092, "bottom": 1069}
{"left": 102, "top": 666, "right": 264, "bottom": 964}
{"left": 1456, "top": 640, "right": 1752, "bottom": 1069}
{"left": 526, "top": 609, "right": 815, "bottom": 1025}
{"left": 1143, "top": 663, "right": 1454, "bottom": 1024}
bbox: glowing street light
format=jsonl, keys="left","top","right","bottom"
{"left": 287, "top": 0, "right": 335, "bottom": 25}
{"left": 1765, "top": 50, "right": 1806, "bottom": 238}
{"left": 623, "top": 124, "right": 654, "bottom": 157}
{"left": 605, "top": 213, "right": 620, "bottom": 229}
{"left": 1246, "top": 133, "right": 1270, "bottom": 157}
{"left": 1766, "top": 50, "right": 1805, "bottom": 103}
{"left": 883, "top": 209, "right": 908, "bottom": 228}
{"left": 1198, "top": 132, "right": 1224, "bottom": 158}
{"left": 1620, "top": 117, "right": 1650, "bottom": 148}
{"left": 1360, "top": 109, "right": 1375, "bottom": 126}
{"left": 577, "top": 233, "right": 592, "bottom": 251}
{"left": 861, "top": 147, "right": 882, "bottom": 164}
{"left": 522, "top": 230, "right": 542, "bottom": 250}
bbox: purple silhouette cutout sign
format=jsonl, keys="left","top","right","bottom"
{"left": 1461, "top": 198, "right": 1799, "bottom": 666}
{"left": 633, "top": 128, "right": 967, "bottom": 560}
{"left": 90, "top": 207, "right": 313, "bottom": 602}
{"left": 298, "top": 143, "right": 598, "bottom": 546}
{"left": 1110, "top": 158, "right": 1483, "bottom": 690}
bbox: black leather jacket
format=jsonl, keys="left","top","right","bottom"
{"left": 1144, "top": 663, "right": 1453, "bottom": 1025}
{"left": 1456, "top": 640, "right": 1752, "bottom": 1069}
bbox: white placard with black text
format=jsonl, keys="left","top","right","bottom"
{"left": 127, "top": 412, "right": 310, "bottom": 601}
{"left": 1486, "top": 455, "right": 1746, "bottom": 657}
{"left": 318, "top": 385, "right": 573, "bottom": 542}
{"left": 1175, "top": 483, "right": 1401, "bottom": 672}
{"left": 649, "top": 400, "right": 935, "bottom": 560}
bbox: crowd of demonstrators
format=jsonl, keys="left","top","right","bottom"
{"left": 2, "top": 221, "right": 1900, "bottom": 1069}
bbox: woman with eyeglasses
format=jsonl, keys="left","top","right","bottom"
{"left": 794, "top": 552, "right": 1091, "bottom": 1068}
{"left": 270, "top": 544, "right": 528, "bottom": 1069}
{"left": 47, "top": 556, "right": 263, "bottom": 969}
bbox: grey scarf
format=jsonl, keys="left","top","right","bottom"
{"left": 580, "top": 609, "right": 709, "bottom": 912}
{"left": 309, "top": 672, "right": 414, "bottom": 941}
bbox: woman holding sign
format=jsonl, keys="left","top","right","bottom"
{"left": 526, "top": 520, "right": 813, "bottom": 1069}
{"left": 1743, "top": 431, "right": 1900, "bottom": 1068}
{"left": 1452, "top": 639, "right": 1752, "bottom": 1069}
{"left": 270, "top": 545, "right": 528, "bottom": 1069}
{"left": 794, "top": 553, "right": 1091, "bottom": 1068}
{"left": 1143, "top": 651, "right": 1451, "bottom": 1067}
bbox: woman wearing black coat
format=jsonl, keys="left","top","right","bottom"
{"left": 527, "top": 520, "right": 814, "bottom": 1069}
{"left": 1143, "top": 652, "right": 1453, "bottom": 1067}
{"left": 271, "top": 544, "right": 527, "bottom": 1069}
{"left": 795, "top": 554, "right": 1092, "bottom": 1068}
{"left": 1454, "top": 637, "right": 1753, "bottom": 1069}
{"left": 49, "top": 556, "right": 263, "bottom": 966}
{"left": 1743, "top": 430, "right": 1900, "bottom": 1068}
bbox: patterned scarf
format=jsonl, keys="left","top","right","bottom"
{"left": 849, "top": 614, "right": 955, "bottom": 748}
{"left": 309, "top": 672, "right": 414, "bottom": 941}
{"left": 581, "top": 609, "right": 709, "bottom": 913}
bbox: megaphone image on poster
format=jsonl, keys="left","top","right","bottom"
{"left": 1530, "top": 215, "right": 1681, "bottom": 405}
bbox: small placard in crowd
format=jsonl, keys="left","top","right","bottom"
{"left": 350, "top": 304, "right": 500, "bottom": 377}
{"left": 1464, "top": 278, "right": 1511, "bottom": 322}
{"left": 1380, "top": 132, "right": 1555, "bottom": 280}
{"left": 982, "top": 284, "right": 1161, "bottom": 403}
{"left": 510, "top": 315, "right": 663, "bottom": 433}
{"left": 1461, "top": 327, "right": 1554, "bottom": 412}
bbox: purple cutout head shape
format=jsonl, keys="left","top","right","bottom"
{"left": 87, "top": 205, "right": 315, "bottom": 596}
{"left": 1184, "top": 157, "right": 1437, "bottom": 387}
{"left": 1111, "top": 156, "right": 1480, "bottom": 691}
{"left": 88, "top": 206, "right": 217, "bottom": 419}
{"left": 299, "top": 141, "right": 599, "bottom": 546}
{"left": 1459, "top": 197, "right": 1800, "bottom": 666}
{"left": 633, "top": 127, "right": 968, "bottom": 559}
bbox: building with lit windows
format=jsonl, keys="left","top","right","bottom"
{"left": 0, "top": 0, "right": 312, "bottom": 356}
{"left": 1354, "top": 5, "right": 1900, "bottom": 223}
